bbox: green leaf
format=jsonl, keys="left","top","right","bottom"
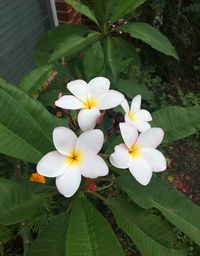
{"left": 151, "top": 106, "right": 200, "bottom": 143}
{"left": 34, "top": 24, "right": 90, "bottom": 65}
{"left": 0, "top": 88, "right": 51, "bottom": 162}
{"left": 36, "top": 24, "right": 90, "bottom": 52}
{"left": 111, "top": 0, "right": 145, "bottom": 22}
{"left": 27, "top": 213, "right": 68, "bottom": 256}
{"left": 0, "top": 179, "right": 45, "bottom": 225}
{"left": 112, "top": 37, "right": 141, "bottom": 68}
{"left": 0, "top": 78, "right": 67, "bottom": 163}
{"left": 49, "top": 32, "right": 100, "bottom": 63}
{"left": 117, "top": 174, "right": 200, "bottom": 246}
{"left": 38, "top": 90, "right": 60, "bottom": 107}
{"left": 83, "top": 41, "right": 104, "bottom": 80}
{"left": 117, "top": 22, "right": 179, "bottom": 60}
{"left": 64, "top": 0, "right": 99, "bottom": 26}
{"left": 92, "top": 0, "right": 106, "bottom": 25}
{"left": 109, "top": 196, "right": 188, "bottom": 256}
{"left": 103, "top": 37, "right": 141, "bottom": 82}
{"left": 19, "top": 65, "right": 54, "bottom": 96}
{"left": 67, "top": 197, "right": 125, "bottom": 256}
{"left": 104, "top": 135, "right": 122, "bottom": 154}
{"left": 117, "top": 79, "right": 154, "bottom": 100}
{"left": 103, "top": 37, "right": 121, "bottom": 83}
{"left": 0, "top": 78, "right": 67, "bottom": 137}
{"left": 32, "top": 52, "right": 51, "bottom": 66}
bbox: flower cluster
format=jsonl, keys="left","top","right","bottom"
{"left": 37, "top": 77, "right": 166, "bottom": 197}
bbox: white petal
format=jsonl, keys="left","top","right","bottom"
{"left": 136, "top": 128, "right": 164, "bottom": 149}
{"left": 124, "top": 114, "right": 132, "bottom": 123}
{"left": 119, "top": 122, "right": 138, "bottom": 149}
{"left": 129, "top": 158, "right": 152, "bottom": 185}
{"left": 88, "top": 77, "right": 110, "bottom": 98}
{"left": 78, "top": 108, "right": 100, "bottom": 131}
{"left": 80, "top": 154, "right": 108, "bottom": 178}
{"left": 110, "top": 144, "right": 130, "bottom": 169}
{"left": 121, "top": 99, "right": 130, "bottom": 114}
{"left": 141, "top": 148, "right": 167, "bottom": 172}
{"left": 133, "top": 120, "right": 151, "bottom": 132}
{"left": 98, "top": 90, "right": 124, "bottom": 110}
{"left": 37, "top": 151, "right": 67, "bottom": 177}
{"left": 67, "top": 79, "right": 88, "bottom": 102}
{"left": 131, "top": 95, "right": 141, "bottom": 112}
{"left": 55, "top": 166, "right": 81, "bottom": 197}
{"left": 53, "top": 127, "right": 77, "bottom": 156}
{"left": 76, "top": 129, "right": 104, "bottom": 155}
{"left": 55, "top": 95, "right": 83, "bottom": 110}
{"left": 136, "top": 109, "right": 152, "bottom": 121}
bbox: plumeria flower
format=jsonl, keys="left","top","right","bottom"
{"left": 37, "top": 127, "right": 108, "bottom": 197}
{"left": 55, "top": 77, "right": 124, "bottom": 131}
{"left": 121, "top": 95, "right": 152, "bottom": 132}
{"left": 110, "top": 122, "right": 166, "bottom": 185}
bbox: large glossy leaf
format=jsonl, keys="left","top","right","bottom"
{"left": 64, "top": 0, "right": 99, "bottom": 26}
{"left": 0, "top": 179, "right": 45, "bottom": 225}
{"left": 36, "top": 24, "right": 90, "bottom": 51}
{"left": 112, "top": 37, "right": 141, "bottom": 68}
{"left": 0, "top": 78, "right": 67, "bottom": 163}
{"left": 103, "top": 37, "right": 121, "bottom": 83}
{"left": 117, "top": 22, "right": 179, "bottom": 60}
{"left": 83, "top": 41, "right": 104, "bottom": 80}
{"left": 117, "top": 174, "right": 200, "bottom": 246}
{"left": 117, "top": 79, "right": 154, "bottom": 100}
{"left": 109, "top": 196, "right": 188, "bottom": 256}
{"left": 92, "top": 0, "right": 119, "bottom": 24}
{"left": 0, "top": 78, "right": 67, "bottom": 137}
{"left": 92, "top": 0, "right": 106, "bottom": 25}
{"left": 111, "top": 0, "right": 145, "bottom": 22}
{"left": 66, "top": 197, "right": 125, "bottom": 256}
{"left": 151, "top": 106, "right": 200, "bottom": 143}
{"left": 19, "top": 65, "right": 54, "bottom": 96}
{"left": 27, "top": 213, "right": 68, "bottom": 256}
{"left": 0, "top": 89, "right": 51, "bottom": 162}
{"left": 49, "top": 32, "right": 100, "bottom": 63}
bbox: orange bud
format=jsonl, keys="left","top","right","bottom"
{"left": 30, "top": 172, "right": 46, "bottom": 184}
{"left": 56, "top": 111, "right": 62, "bottom": 117}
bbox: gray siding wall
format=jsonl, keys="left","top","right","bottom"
{"left": 0, "top": 0, "right": 54, "bottom": 83}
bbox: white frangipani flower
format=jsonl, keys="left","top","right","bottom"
{"left": 55, "top": 77, "right": 124, "bottom": 131}
{"left": 110, "top": 122, "right": 166, "bottom": 185}
{"left": 121, "top": 95, "right": 152, "bottom": 132}
{"left": 37, "top": 127, "right": 108, "bottom": 197}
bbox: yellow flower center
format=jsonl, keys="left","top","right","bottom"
{"left": 128, "top": 111, "right": 137, "bottom": 122}
{"left": 83, "top": 98, "right": 97, "bottom": 109}
{"left": 65, "top": 150, "right": 82, "bottom": 166}
{"left": 129, "top": 145, "right": 141, "bottom": 159}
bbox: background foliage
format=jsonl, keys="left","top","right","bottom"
{"left": 0, "top": 0, "right": 200, "bottom": 255}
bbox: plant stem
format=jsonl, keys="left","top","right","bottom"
{"left": 95, "top": 182, "right": 114, "bottom": 192}
{"left": 95, "top": 177, "right": 115, "bottom": 183}
{"left": 66, "top": 112, "right": 76, "bottom": 130}
{"left": 85, "top": 190, "right": 110, "bottom": 206}
{"left": 21, "top": 223, "right": 32, "bottom": 256}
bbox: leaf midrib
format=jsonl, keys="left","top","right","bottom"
{"left": 112, "top": 204, "right": 181, "bottom": 253}
{"left": 0, "top": 123, "right": 42, "bottom": 158}
{"left": 153, "top": 109, "right": 200, "bottom": 136}
{"left": 124, "top": 184, "right": 200, "bottom": 234}
{"left": 117, "top": 23, "right": 174, "bottom": 54}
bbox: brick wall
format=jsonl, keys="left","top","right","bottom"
{"left": 55, "top": 0, "right": 81, "bottom": 24}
